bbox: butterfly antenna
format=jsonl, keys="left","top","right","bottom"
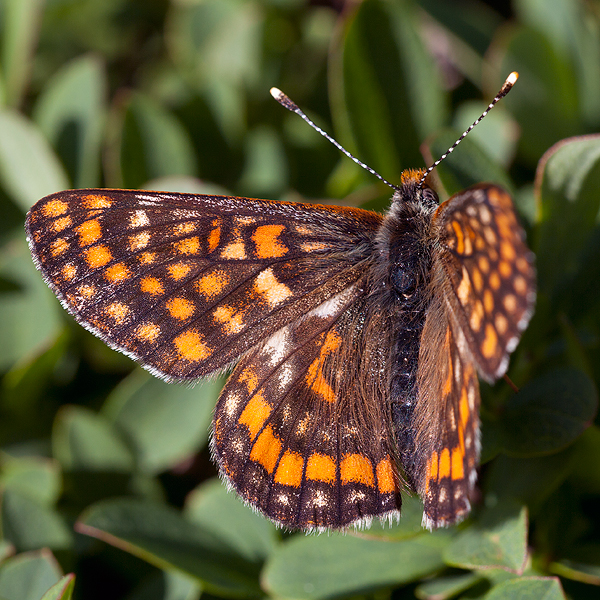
{"left": 270, "top": 87, "right": 402, "bottom": 192}
{"left": 417, "top": 72, "right": 518, "bottom": 189}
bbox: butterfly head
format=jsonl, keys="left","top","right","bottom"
{"left": 390, "top": 169, "right": 439, "bottom": 214}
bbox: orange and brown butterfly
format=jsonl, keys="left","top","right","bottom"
{"left": 25, "top": 73, "right": 535, "bottom": 531}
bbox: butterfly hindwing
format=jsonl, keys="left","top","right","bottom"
{"left": 26, "top": 189, "right": 382, "bottom": 381}
{"left": 213, "top": 289, "right": 403, "bottom": 529}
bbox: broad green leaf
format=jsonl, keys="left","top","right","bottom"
{"left": 499, "top": 368, "right": 597, "bottom": 457}
{"left": 534, "top": 134, "right": 600, "bottom": 297}
{"left": 0, "top": 0, "right": 44, "bottom": 108}
{"left": 0, "top": 455, "right": 61, "bottom": 506}
{"left": 483, "top": 576, "right": 566, "bottom": 600}
{"left": 102, "top": 370, "right": 218, "bottom": 474}
{"left": 0, "top": 550, "right": 63, "bottom": 600}
{"left": 33, "top": 55, "right": 107, "bottom": 188}
{"left": 330, "top": 0, "right": 446, "bottom": 183}
{"left": 40, "top": 574, "right": 75, "bottom": 600}
{"left": 76, "top": 498, "right": 262, "bottom": 598}
{"left": 184, "top": 478, "right": 278, "bottom": 562}
{"left": 497, "top": 26, "right": 582, "bottom": 166}
{"left": 0, "top": 111, "right": 69, "bottom": 211}
{"left": 444, "top": 500, "right": 528, "bottom": 572}
{"left": 263, "top": 532, "right": 446, "bottom": 599}
{"left": 415, "top": 572, "right": 482, "bottom": 600}
{"left": 118, "top": 93, "right": 197, "bottom": 189}
{"left": 1, "top": 490, "right": 73, "bottom": 552}
{"left": 52, "top": 405, "right": 134, "bottom": 473}
{"left": 0, "top": 236, "right": 63, "bottom": 371}
{"left": 127, "top": 571, "right": 201, "bottom": 600}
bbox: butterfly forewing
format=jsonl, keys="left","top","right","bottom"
{"left": 433, "top": 185, "right": 535, "bottom": 381}
{"left": 26, "top": 189, "right": 381, "bottom": 381}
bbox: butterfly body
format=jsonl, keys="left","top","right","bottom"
{"left": 26, "top": 167, "right": 535, "bottom": 530}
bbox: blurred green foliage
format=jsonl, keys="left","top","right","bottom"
{"left": 0, "top": 0, "right": 600, "bottom": 598}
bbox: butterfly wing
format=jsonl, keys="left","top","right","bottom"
{"left": 213, "top": 290, "right": 403, "bottom": 529}
{"left": 408, "top": 184, "right": 535, "bottom": 528}
{"left": 26, "top": 189, "right": 382, "bottom": 381}
{"left": 432, "top": 185, "right": 536, "bottom": 381}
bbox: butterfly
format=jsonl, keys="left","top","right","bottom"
{"left": 25, "top": 74, "right": 535, "bottom": 530}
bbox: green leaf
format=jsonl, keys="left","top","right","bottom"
{"left": 483, "top": 576, "right": 566, "bottom": 600}
{"left": 184, "top": 478, "right": 278, "bottom": 563}
{"left": 534, "top": 134, "right": 600, "bottom": 297}
{"left": 444, "top": 500, "right": 528, "bottom": 572}
{"left": 1, "top": 489, "right": 73, "bottom": 552}
{"left": 0, "top": 0, "right": 45, "bottom": 108}
{"left": 415, "top": 572, "right": 482, "bottom": 600}
{"left": 118, "top": 93, "right": 197, "bottom": 189}
{"left": 102, "top": 370, "right": 218, "bottom": 474}
{"left": 263, "top": 532, "right": 446, "bottom": 599}
{"left": 33, "top": 54, "right": 107, "bottom": 188}
{"left": 499, "top": 368, "right": 597, "bottom": 457}
{"left": 76, "top": 498, "right": 262, "bottom": 598}
{"left": 0, "top": 550, "right": 63, "bottom": 600}
{"left": 330, "top": 0, "right": 446, "bottom": 183}
{"left": 0, "top": 236, "right": 63, "bottom": 371}
{"left": 0, "top": 455, "right": 61, "bottom": 506}
{"left": 40, "top": 574, "right": 75, "bottom": 600}
{"left": 0, "top": 111, "right": 70, "bottom": 211}
{"left": 52, "top": 406, "right": 135, "bottom": 473}
{"left": 126, "top": 571, "right": 201, "bottom": 600}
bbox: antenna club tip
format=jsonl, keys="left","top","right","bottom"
{"left": 270, "top": 87, "right": 283, "bottom": 100}
{"left": 507, "top": 71, "right": 519, "bottom": 85}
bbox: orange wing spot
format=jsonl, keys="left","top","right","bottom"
{"left": 481, "top": 323, "right": 498, "bottom": 359}
{"left": 500, "top": 240, "right": 516, "bottom": 261}
{"left": 213, "top": 305, "right": 245, "bottom": 334}
{"left": 105, "top": 301, "right": 129, "bottom": 324}
{"left": 459, "top": 388, "right": 470, "bottom": 430}
{"left": 174, "top": 237, "right": 200, "bottom": 255}
{"left": 140, "top": 276, "right": 164, "bottom": 296}
{"left": 166, "top": 297, "right": 195, "bottom": 320}
{"left": 514, "top": 274, "right": 528, "bottom": 295}
{"left": 76, "top": 219, "right": 102, "bottom": 246}
{"left": 489, "top": 271, "right": 501, "bottom": 290}
{"left": 207, "top": 221, "right": 221, "bottom": 252}
{"left": 53, "top": 216, "right": 72, "bottom": 233}
{"left": 76, "top": 284, "right": 96, "bottom": 299}
{"left": 478, "top": 256, "right": 490, "bottom": 273}
{"left": 173, "top": 222, "right": 196, "bottom": 235}
{"left": 168, "top": 262, "right": 192, "bottom": 280}
{"left": 129, "top": 231, "right": 151, "bottom": 251}
{"left": 495, "top": 313, "right": 508, "bottom": 335}
{"left": 306, "top": 453, "right": 336, "bottom": 483}
{"left": 376, "top": 457, "right": 398, "bottom": 493}
{"left": 451, "top": 448, "right": 465, "bottom": 480}
{"left": 483, "top": 289, "right": 494, "bottom": 314}
{"left": 451, "top": 221, "right": 465, "bottom": 254}
{"left": 173, "top": 330, "right": 211, "bottom": 362}
{"left": 85, "top": 245, "right": 112, "bottom": 268}
{"left": 426, "top": 452, "right": 439, "bottom": 492}
{"left": 340, "top": 454, "right": 375, "bottom": 487}
{"left": 306, "top": 330, "right": 342, "bottom": 403}
{"left": 469, "top": 300, "right": 484, "bottom": 332}
{"left": 254, "top": 268, "right": 292, "bottom": 307}
{"left": 275, "top": 451, "right": 303, "bottom": 487}
{"left": 136, "top": 322, "right": 160, "bottom": 342}
{"left": 252, "top": 224, "right": 288, "bottom": 259}
{"left": 138, "top": 251, "right": 156, "bottom": 265}
{"left": 456, "top": 267, "right": 471, "bottom": 304}
{"left": 471, "top": 266, "right": 483, "bottom": 293}
{"left": 42, "top": 199, "right": 68, "bottom": 217}
{"left": 239, "top": 392, "right": 272, "bottom": 439}
{"left": 498, "top": 260, "right": 512, "bottom": 278}
{"left": 221, "top": 239, "right": 246, "bottom": 259}
{"left": 104, "top": 263, "right": 131, "bottom": 284}
{"left": 50, "top": 238, "right": 69, "bottom": 257}
{"left": 196, "top": 270, "right": 229, "bottom": 298}
{"left": 62, "top": 263, "right": 77, "bottom": 281}
{"left": 239, "top": 367, "right": 259, "bottom": 394}
{"left": 503, "top": 293, "right": 517, "bottom": 313}
{"left": 438, "top": 448, "right": 451, "bottom": 479}
{"left": 249, "top": 425, "right": 281, "bottom": 474}
{"left": 83, "top": 194, "right": 112, "bottom": 209}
